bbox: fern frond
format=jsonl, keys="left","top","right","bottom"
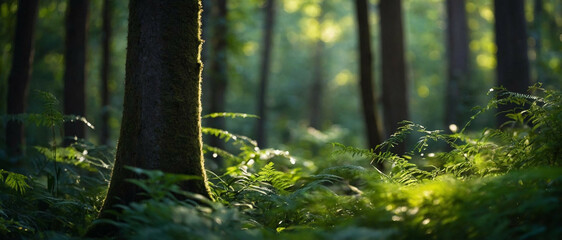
{"left": 0, "top": 169, "right": 30, "bottom": 194}
{"left": 202, "top": 127, "right": 257, "bottom": 147}
{"left": 63, "top": 115, "right": 95, "bottom": 129}
{"left": 202, "top": 112, "right": 259, "bottom": 119}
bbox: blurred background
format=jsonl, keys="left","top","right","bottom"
{"left": 0, "top": 0, "right": 560, "bottom": 165}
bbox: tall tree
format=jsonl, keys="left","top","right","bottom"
{"left": 354, "top": 0, "right": 384, "bottom": 169}
{"left": 493, "top": 0, "right": 531, "bottom": 126}
{"left": 96, "top": 0, "right": 211, "bottom": 224}
{"left": 5, "top": 0, "right": 39, "bottom": 159}
{"left": 63, "top": 0, "right": 89, "bottom": 145}
{"left": 256, "top": 0, "right": 276, "bottom": 148}
{"left": 207, "top": 0, "right": 228, "bottom": 167}
{"left": 308, "top": 0, "right": 326, "bottom": 130}
{"left": 445, "top": 0, "right": 469, "bottom": 130}
{"left": 379, "top": 0, "right": 408, "bottom": 153}
{"left": 99, "top": 0, "right": 111, "bottom": 145}
{"left": 532, "top": 0, "right": 543, "bottom": 83}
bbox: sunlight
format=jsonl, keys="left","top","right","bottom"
{"left": 476, "top": 53, "right": 496, "bottom": 69}
{"left": 549, "top": 57, "right": 560, "bottom": 69}
{"left": 333, "top": 70, "right": 353, "bottom": 86}
{"left": 417, "top": 85, "right": 430, "bottom": 98}
{"left": 448, "top": 124, "right": 458, "bottom": 133}
{"left": 321, "top": 20, "right": 342, "bottom": 43}
{"left": 300, "top": 17, "right": 320, "bottom": 40}
{"left": 283, "top": 0, "right": 301, "bottom": 13}
{"left": 479, "top": 7, "right": 494, "bottom": 22}
{"left": 303, "top": 4, "right": 321, "bottom": 17}
{"left": 242, "top": 42, "right": 257, "bottom": 56}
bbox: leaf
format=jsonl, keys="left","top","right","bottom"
{"left": 202, "top": 112, "right": 259, "bottom": 119}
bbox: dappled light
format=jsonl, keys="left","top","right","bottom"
{"left": 0, "top": 0, "right": 561, "bottom": 239}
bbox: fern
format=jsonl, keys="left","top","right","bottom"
{"left": 0, "top": 169, "right": 30, "bottom": 194}
{"left": 202, "top": 112, "right": 259, "bottom": 119}
{"left": 202, "top": 127, "right": 258, "bottom": 147}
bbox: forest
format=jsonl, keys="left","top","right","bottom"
{"left": 0, "top": 0, "right": 561, "bottom": 239}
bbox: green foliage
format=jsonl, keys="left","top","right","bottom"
{"left": 3, "top": 88, "right": 562, "bottom": 239}
{"left": 202, "top": 112, "right": 259, "bottom": 119}
{"left": 0, "top": 169, "right": 30, "bottom": 194}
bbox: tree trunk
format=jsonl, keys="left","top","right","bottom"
{"left": 207, "top": 0, "right": 228, "bottom": 168}
{"left": 99, "top": 0, "right": 111, "bottom": 145}
{"left": 493, "top": 0, "right": 531, "bottom": 126}
{"left": 308, "top": 1, "right": 325, "bottom": 130}
{"left": 5, "top": 0, "right": 39, "bottom": 159}
{"left": 532, "top": 0, "right": 543, "bottom": 84}
{"left": 63, "top": 0, "right": 89, "bottom": 145}
{"left": 256, "top": 0, "right": 276, "bottom": 148}
{"left": 445, "top": 0, "right": 469, "bottom": 130}
{"left": 354, "top": 0, "right": 384, "bottom": 169}
{"left": 379, "top": 0, "right": 408, "bottom": 153}
{"left": 97, "top": 0, "right": 211, "bottom": 223}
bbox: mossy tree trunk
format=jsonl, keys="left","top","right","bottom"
{"left": 380, "top": 0, "right": 408, "bottom": 154}
{"left": 6, "top": 0, "right": 39, "bottom": 160}
{"left": 63, "top": 0, "right": 89, "bottom": 145}
{"left": 493, "top": 0, "right": 530, "bottom": 126}
{"left": 98, "top": 0, "right": 211, "bottom": 218}
{"left": 256, "top": 0, "right": 276, "bottom": 148}
{"left": 445, "top": 0, "right": 469, "bottom": 130}
{"left": 354, "top": 0, "right": 384, "bottom": 170}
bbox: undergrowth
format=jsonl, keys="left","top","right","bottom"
{"left": 1, "top": 85, "right": 561, "bottom": 239}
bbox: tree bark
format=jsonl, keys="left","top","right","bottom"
{"left": 99, "top": 0, "right": 111, "bottom": 145}
{"left": 256, "top": 0, "right": 276, "bottom": 148}
{"left": 308, "top": 1, "right": 325, "bottom": 130}
{"left": 207, "top": 0, "right": 228, "bottom": 168}
{"left": 97, "top": 0, "right": 211, "bottom": 222}
{"left": 493, "top": 0, "right": 531, "bottom": 126}
{"left": 354, "top": 0, "right": 384, "bottom": 169}
{"left": 6, "top": 0, "right": 39, "bottom": 159}
{"left": 379, "top": 0, "right": 408, "bottom": 153}
{"left": 445, "top": 0, "right": 469, "bottom": 130}
{"left": 63, "top": 0, "right": 89, "bottom": 145}
{"left": 532, "top": 0, "right": 543, "bottom": 83}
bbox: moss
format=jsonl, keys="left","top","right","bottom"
{"left": 96, "top": 1, "right": 212, "bottom": 230}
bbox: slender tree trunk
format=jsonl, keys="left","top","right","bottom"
{"left": 493, "top": 0, "right": 531, "bottom": 126}
{"left": 308, "top": 1, "right": 325, "bottom": 130}
{"left": 354, "top": 0, "right": 384, "bottom": 169}
{"left": 99, "top": 0, "right": 111, "bottom": 145}
{"left": 379, "top": 0, "right": 408, "bottom": 153}
{"left": 6, "top": 0, "right": 39, "bottom": 159}
{"left": 445, "top": 0, "right": 469, "bottom": 130}
{"left": 207, "top": 0, "right": 228, "bottom": 168}
{"left": 256, "top": 0, "right": 276, "bottom": 148}
{"left": 63, "top": 0, "right": 89, "bottom": 145}
{"left": 96, "top": 0, "right": 211, "bottom": 224}
{"left": 201, "top": 0, "right": 211, "bottom": 111}
{"left": 532, "top": 0, "right": 543, "bottom": 83}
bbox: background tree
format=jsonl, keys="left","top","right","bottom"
{"left": 445, "top": 0, "right": 469, "bottom": 130}
{"left": 308, "top": 0, "right": 326, "bottom": 130}
{"left": 63, "top": 0, "right": 89, "bottom": 145}
{"left": 532, "top": 0, "right": 543, "bottom": 84}
{"left": 354, "top": 0, "right": 383, "bottom": 169}
{"left": 97, "top": 0, "right": 211, "bottom": 221}
{"left": 206, "top": 0, "right": 228, "bottom": 168}
{"left": 256, "top": 0, "right": 276, "bottom": 148}
{"left": 5, "top": 0, "right": 39, "bottom": 160}
{"left": 99, "top": 0, "right": 111, "bottom": 145}
{"left": 379, "top": 0, "right": 408, "bottom": 153}
{"left": 493, "top": 0, "right": 530, "bottom": 126}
